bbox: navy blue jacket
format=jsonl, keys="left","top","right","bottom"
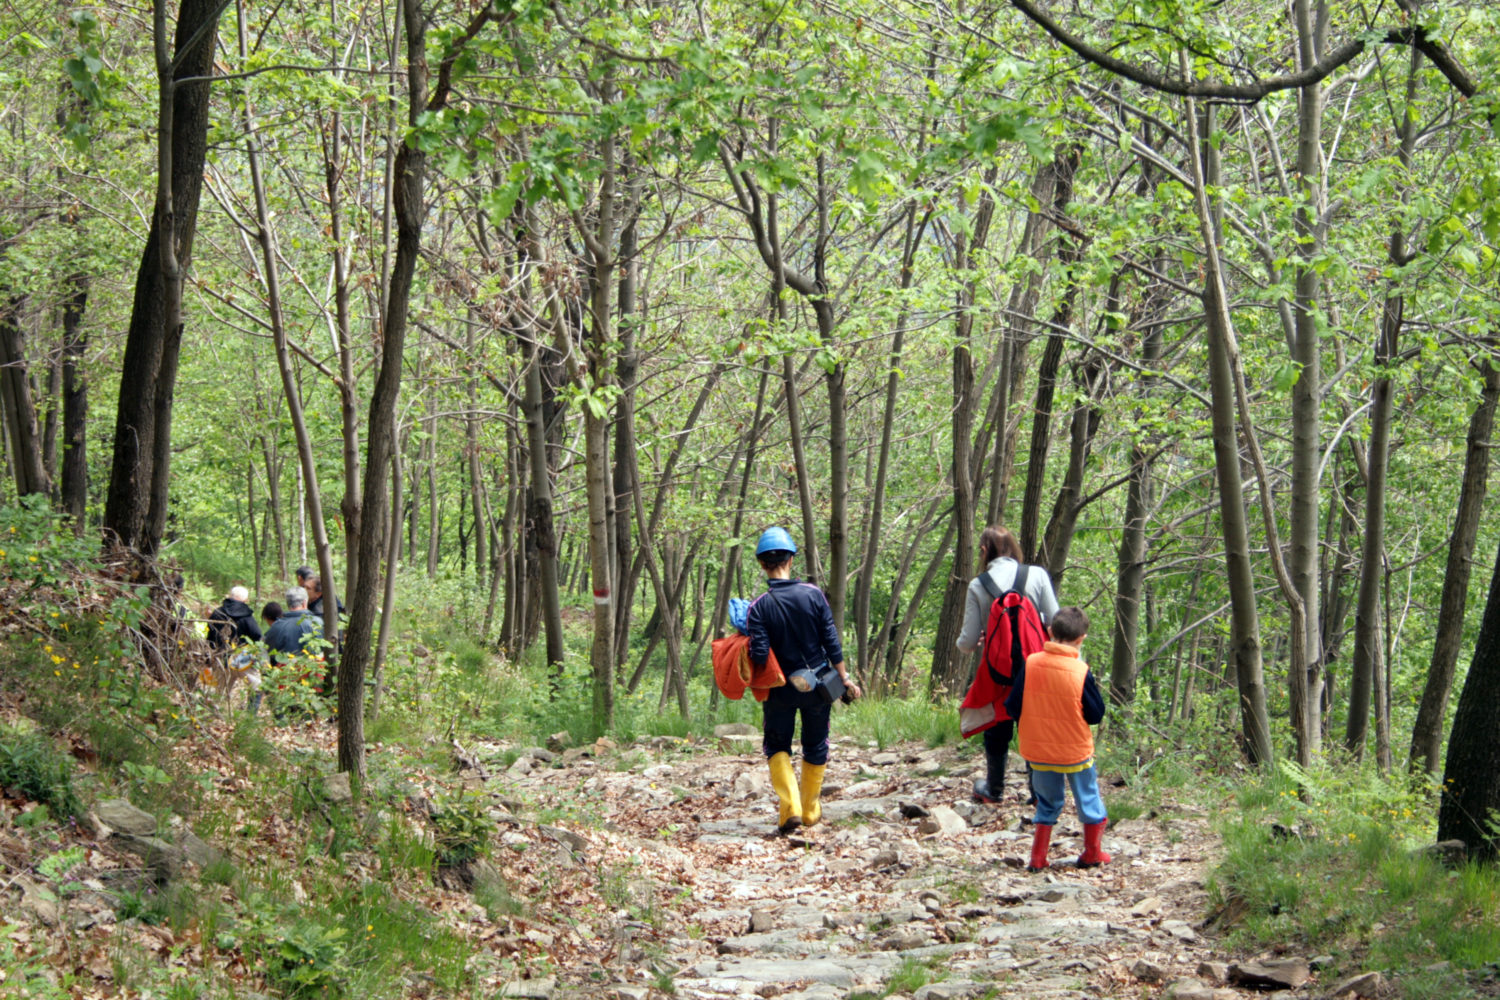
{"left": 1004, "top": 658, "right": 1106, "bottom": 726}
{"left": 264, "top": 609, "right": 323, "bottom": 663}
{"left": 747, "top": 578, "right": 844, "bottom": 673}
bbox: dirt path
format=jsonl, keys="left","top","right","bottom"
{"left": 487, "top": 728, "right": 1236, "bottom": 1000}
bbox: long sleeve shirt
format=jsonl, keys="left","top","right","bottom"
{"left": 746, "top": 578, "right": 844, "bottom": 671}
{"left": 955, "top": 558, "right": 1060, "bottom": 653}
{"left": 1004, "top": 658, "right": 1106, "bottom": 727}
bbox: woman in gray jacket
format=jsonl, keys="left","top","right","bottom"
{"left": 956, "top": 526, "right": 1059, "bottom": 803}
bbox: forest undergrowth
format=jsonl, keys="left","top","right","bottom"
{"left": 1, "top": 508, "right": 1498, "bottom": 999}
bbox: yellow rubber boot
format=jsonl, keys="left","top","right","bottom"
{"left": 768, "top": 752, "right": 802, "bottom": 833}
{"left": 799, "top": 762, "right": 827, "bottom": 828}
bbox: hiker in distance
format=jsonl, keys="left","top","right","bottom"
{"left": 956, "top": 526, "right": 1059, "bottom": 804}
{"left": 746, "top": 527, "right": 861, "bottom": 835}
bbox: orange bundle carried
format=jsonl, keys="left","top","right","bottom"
{"left": 712, "top": 633, "right": 785, "bottom": 702}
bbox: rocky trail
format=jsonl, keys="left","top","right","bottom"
{"left": 475, "top": 724, "right": 1330, "bottom": 1000}
{"left": 3, "top": 716, "right": 1362, "bottom": 1000}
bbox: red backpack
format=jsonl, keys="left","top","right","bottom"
{"left": 959, "top": 564, "right": 1049, "bottom": 737}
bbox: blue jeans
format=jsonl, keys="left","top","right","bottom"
{"left": 762, "top": 685, "right": 831, "bottom": 765}
{"left": 1030, "top": 765, "right": 1106, "bottom": 826}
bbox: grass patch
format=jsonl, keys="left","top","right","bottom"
{"left": 1207, "top": 762, "right": 1500, "bottom": 997}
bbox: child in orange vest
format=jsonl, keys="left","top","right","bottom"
{"left": 1003, "top": 606, "right": 1110, "bottom": 871}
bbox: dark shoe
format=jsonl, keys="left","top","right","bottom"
{"left": 972, "top": 778, "right": 1001, "bottom": 804}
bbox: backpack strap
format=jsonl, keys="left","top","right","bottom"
{"left": 1010, "top": 563, "right": 1031, "bottom": 598}
{"left": 978, "top": 570, "right": 1002, "bottom": 602}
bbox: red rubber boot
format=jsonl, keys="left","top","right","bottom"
{"left": 1027, "top": 823, "right": 1053, "bottom": 872}
{"left": 1078, "top": 820, "right": 1112, "bottom": 868}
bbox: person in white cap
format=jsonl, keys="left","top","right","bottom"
{"left": 208, "top": 585, "right": 263, "bottom": 649}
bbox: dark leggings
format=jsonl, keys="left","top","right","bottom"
{"left": 983, "top": 720, "right": 1035, "bottom": 801}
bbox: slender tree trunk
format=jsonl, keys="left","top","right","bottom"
{"left": 1410, "top": 360, "right": 1500, "bottom": 773}
{"left": 1185, "top": 95, "right": 1274, "bottom": 767}
{"left": 0, "top": 299, "right": 49, "bottom": 497}
{"left": 1036, "top": 353, "right": 1105, "bottom": 584}
{"left": 988, "top": 151, "right": 1078, "bottom": 522}
{"left": 104, "top": 0, "right": 222, "bottom": 554}
{"left": 239, "top": 0, "right": 341, "bottom": 714}
{"left": 337, "top": 0, "right": 509, "bottom": 775}
{"left": 930, "top": 177, "right": 996, "bottom": 696}
{"left": 372, "top": 445, "right": 401, "bottom": 721}
{"left": 59, "top": 247, "right": 89, "bottom": 525}
{"left": 1288, "top": 0, "right": 1328, "bottom": 758}
{"left": 323, "top": 107, "right": 363, "bottom": 593}
{"left": 1109, "top": 259, "right": 1168, "bottom": 707}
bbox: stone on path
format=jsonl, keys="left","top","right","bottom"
{"left": 1132, "top": 959, "right": 1168, "bottom": 983}
{"left": 1229, "top": 957, "right": 1311, "bottom": 990}
{"left": 1327, "top": 971, "right": 1383, "bottom": 998}
{"left": 1131, "top": 895, "right": 1163, "bottom": 917}
{"left": 917, "top": 804, "right": 967, "bottom": 836}
{"left": 545, "top": 731, "right": 573, "bottom": 753}
{"left": 914, "top": 982, "right": 992, "bottom": 999}
{"left": 499, "top": 976, "right": 555, "bottom": 999}
{"left": 95, "top": 798, "right": 157, "bottom": 837}
{"left": 1196, "top": 960, "right": 1229, "bottom": 984}
{"left": 732, "top": 770, "right": 769, "bottom": 799}
{"left": 708, "top": 957, "right": 855, "bottom": 989}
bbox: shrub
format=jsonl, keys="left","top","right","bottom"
{"left": 0, "top": 726, "right": 82, "bottom": 820}
{"left": 429, "top": 790, "right": 495, "bottom": 866}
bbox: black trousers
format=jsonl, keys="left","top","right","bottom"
{"left": 982, "top": 720, "right": 1035, "bottom": 801}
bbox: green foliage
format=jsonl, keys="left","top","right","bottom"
{"left": 253, "top": 911, "right": 350, "bottom": 999}
{"left": 0, "top": 725, "right": 82, "bottom": 820}
{"left": 1209, "top": 764, "right": 1500, "bottom": 994}
{"left": 429, "top": 789, "right": 496, "bottom": 866}
{"left": 0, "top": 496, "right": 96, "bottom": 589}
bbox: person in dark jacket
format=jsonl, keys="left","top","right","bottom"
{"left": 746, "top": 526, "right": 861, "bottom": 835}
{"left": 207, "top": 586, "right": 262, "bottom": 650}
{"left": 263, "top": 586, "right": 323, "bottom": 664}
{"left": 305, "top": 575, "right": 346, "bottom": 619}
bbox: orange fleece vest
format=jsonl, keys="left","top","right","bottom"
{"left": 1017, "top": 641, "right": 1094, "bottom": 767}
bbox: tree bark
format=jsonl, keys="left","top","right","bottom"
{"left": 239, "top": 0, "right": 341, "bottom": 717}
{"left": 103, "top": 0, "right": 222, "bottom": 553}
{"left": 1185, "top": 94, "right": 1274, "bottom": 767}
{"left": 929, "top": 179, "right": 995, "bottom": 697}
{"left": 59, "top": 245, "right": 89, "bottom": 525}
{"left": 1288, "top": 0, "right": 1328, "bottom": 759}
{"left": 1410, "top": 360, "right": 1500, "bottom": 773}
{"left": 337, "top": 0, "right": 510, "bottom": 775}
{"left": 1345, "top": 47, "right": 1417, "bottom": 756}
{"left": 0, "top": 298, "right": 49, "bottom": 498}
{"left": 1108, "top": 255, "right": 1169, "bottom": 708}
{"left": 1437, "top": 538, "right": 1500, "bottom": 861}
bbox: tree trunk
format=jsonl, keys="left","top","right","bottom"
{"left": 59, "top": 249, "right": 89, "bottom": 525}
{"left": 1036, "top": 353, "right": 1105, "bottom": 584}
{"left": 1436, "top": 538, "right": 1500, "bottom": 861}
{"left": 103, "top": 0, "right": 222, "bottom": 553}
{"left": 1288, "top": 0, "right": 1328, "bottom": 758}
{"left": 372, "top": 445, "right": 402, "bottom": 721}
{"left": 0, "top": 298, "right": 50, "bottom": 498}
{"left": 336, "top": 0, "right": 509, "bottom": 775}
{"left": 239, "top": 0, "right": 341, "bottom": 721}
{"left": 1410, "top": 360, "right": 1500, "bottom": 773}
{"left": 987, "top": 150, "right": 1079, "bottom": 523}
{"left": 1108, "top": 256, "right": 1169, "bottom": 708}
{"left": 1185, "top": 96, "right": 1273, "bottom": 767}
